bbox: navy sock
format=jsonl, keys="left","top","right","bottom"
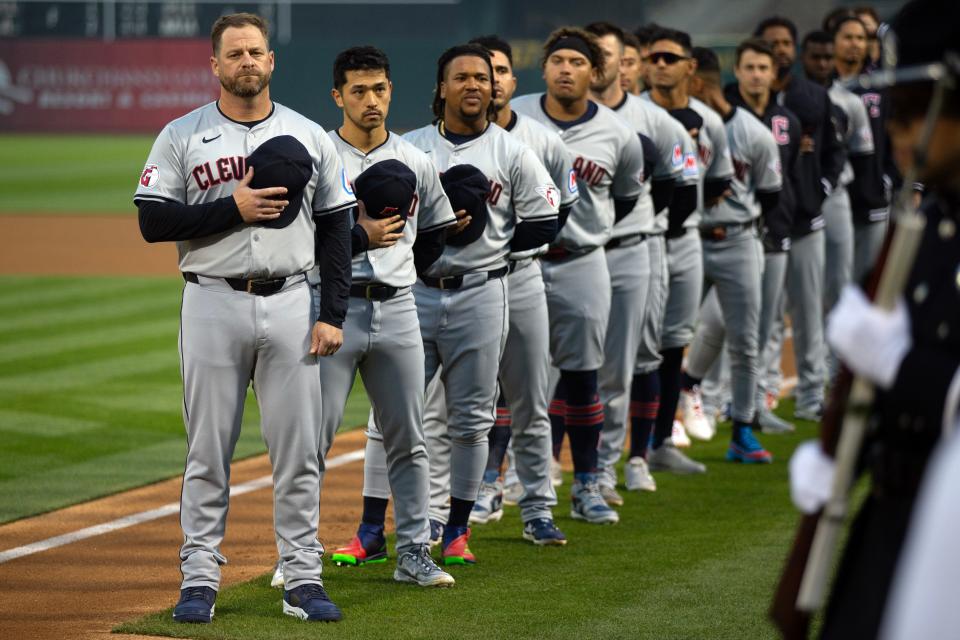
{"left": 680, "top": 370, "right": 701, "bottom": 391}
{"left": 361, "top": 496, "right": 388, "bottom": 528}
{"left": 562, "top": 369, "right": 603, "bottom": 474}
{"left": 485, "top": 396, "right": 512, "bottom": 475}
{"left": 629, "top": 371, "right": 660, "bottom": 459}
{"left": 653, "top": 348, "right": 684, "bottom": 448}
{"left": 448, "top": 497, "right": 474, "bottom": 530}
{"left": 550, "top": 378, "right": 567, "bottom": 459}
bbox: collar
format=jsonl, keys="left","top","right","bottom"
{"left": 216, "top": 100, "right": 276, "bottom": 129}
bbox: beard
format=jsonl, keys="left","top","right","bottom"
{"left": 221, "top": 68, "right": 271, "bottom": 98}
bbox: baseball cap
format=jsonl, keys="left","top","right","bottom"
{"left": 246, "top": 135, "right": 313, "bottom": 229}
{"left": 440, "top": 164, "right": 491, "bottom": 247}
{"left": 354, "top": 159, "right": 417, "bottom": 222}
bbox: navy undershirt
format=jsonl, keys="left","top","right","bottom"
{"left": 439, "top": 122, "right": 487, "bottom": 145}
{"left": 539, "top": 94, "right": 598, "bottom": 130}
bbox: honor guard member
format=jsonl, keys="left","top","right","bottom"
{"left": 582, "top": 22, "right": 693, "bottom": 502}
{"left": 513, "top": 27, "right": 645, "bottom": 525}
{"left": 756, "top": 15, "right": 845, "bottom": 422}
{"left": 725, "top": 38, "right": 803, "bottom": 435}
{"left": 458, "top": 34, "right": 577, "bottom": 544}
{"left": 789, "top": 1, "right": 960, "bottom": 635}
{"left": 403, "top": 43, "right": 560, "bottom": 564}
{"left": 270, "top": 47, "right": 458, "bottom": 588}
{"left": 681, "top": 46, "right": 782, "bottom": 464}
{"left": 135, "top": 13, "right": 354, "bottom": 623}
{"left": 642, "top": 27, "right": 735, "bottom": 474}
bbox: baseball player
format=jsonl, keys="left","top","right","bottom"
{"left": 135, "top": 13, "right": 354, "bottom": 623}
{"left": 756, "top": 15, "right": 845, "bottom": 422}
{"left": 680, "top": 45, "right": 782, "bottom": 464}
{"left": 582, "top": 21, "right": 693, "bottom": 501}
{"left": 641, "top": 27, "right": 734, "bottom": 474}
{"left": 266, "top": 47, "right": 458, "bottom": 589}
{"left": 620, "top": 31, "right": 644, "bottom": 96}
{"left": 460, "top": 34, "right": 577, "bottom": 544}
{"left": 345, "top": 43, "right": 559, "bottom": 565}
{"left": 513, "top": 26, "right": 645, "bottom": 524}
{"left": 724, "top": 37, "right": 802, "bottom": 435}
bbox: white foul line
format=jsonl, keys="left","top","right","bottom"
{"left": 0, "top": 448, "right": 365, "bottom": 565}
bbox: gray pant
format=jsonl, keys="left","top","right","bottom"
{"left": 685, "top": 228, "right": 763, "bottom": 423}
{"left": 318, "top": 290, "right": 430, "bottom": 553}
{"left": 823, "top": 186, "right": 854, "bottom": 313}
{"left": 853, "top": 220, "right": 888, "bottom": 284}
{"left": 598, "top": 240, "right": 651, "bottom": 472}
{"left": 179, "top": 275, "right": 324, "bottom": 591}
{"left": 662, "top": 228, "right": 703, "bottom": 350}
{"left": 635, "top": 234, "right": 669, "bottom": 375}
{"left": 785, "top": 230, "right": 826, "bottom": 411}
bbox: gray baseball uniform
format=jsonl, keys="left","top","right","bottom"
{"left": 315, "top": 131, "right": 457, "bottom": 554}
{"left": 134, "top": 101, "right": 355, "bottom": 591}
{"left": 512, "top": 93, "right": 645, "bottom": 372}
{"left": 403, "top": 121, "right": 559, "bottom": 507}
{"left": 597, "top": 93, "right": 686, "bottom": 475}
{"left": 684, "top": 106, "right": 781, "bottom": 424}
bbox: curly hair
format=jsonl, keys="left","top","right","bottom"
{"left": 431, "top": 43, "right": 497, "bottom": 123}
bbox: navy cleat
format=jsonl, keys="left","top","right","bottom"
{"left": 522, "top": 518, "right": 568, "bottom": 546}
{"left": 283, "top": 583, "right": 342, "bottom": 622}
{"left": 172, "top": 586, "right": 216, "bottom": 623}
{"left": 429, "top": 518, "right": 445, "bottom": 549}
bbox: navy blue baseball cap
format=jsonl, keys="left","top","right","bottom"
{"left": 441, "top": 164, "right": 491, "bottom": 247}
{"left": 354, "top": 159, "right": 417, "bottom": 222}
{"left": 246, "top": 135, "right": 313, "bottom": 229}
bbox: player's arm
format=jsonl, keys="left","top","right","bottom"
{"left": 643, "top": 131, "right": 678, "bottom": 215}
{"left": 703, "top": 118, "right": 734, "bottom": 207}
{"left": 820, "top": 91, "right": 845, "bottom": 192}
{"left": 544, "top": 133, "right": 580, "bottom": 231}
{"left": 753, "top": 126, "right": 783, "bottom": 218}
{"left": 667, "top": 128, "right": 699, "bottom": 234}
{"left": 611, "top": 131, "right": 644, "bottom": 224}
{"left": 509, "top": 147, "right": 560, "bottom": 252}
{"left": 351, "top": 201, "right": 404, "bottom": 255}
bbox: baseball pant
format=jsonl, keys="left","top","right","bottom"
{"left": 661, "top": 228, "right": 704, "bottom": 351}
{"left": 823, "top": 185, "right": 854, "bottom": 313}
{"left": 853, "top": 220, "right": 888, "bottom": 284}
{"left": 684, "top": 227, "right": 763, "bottom": 423}
{"left": 315, "top": 289, "right": 430, "bottom": 553}
{"left": 785, "top": 230, "right": 826, "bottom": 412}
{"left": 178, "top": 274, "right": 324, "bottom": 591}
{"left": 634, "top": 234, "right": 668, "bottom": 375}
{"left": 598, "top": 239, "right": 651, "bottom": 474}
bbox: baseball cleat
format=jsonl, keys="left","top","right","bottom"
{"left": 680, "top": 386, "right": 714, "bottom": 441}
{"left": 597, "top": 466, "right": 624, "bottom": 506}
{"left": 726, "top": 426, "right": 773, "bottom": 464}
{"left": 282, "top": 583, "right": 342, "bottom": 622}
{"left": 441, "top": 525, "right": 477, "bottom": 566}
{"left": 330, "top": 523, "right": 387, "bottom": 567}
{"left": 469, "top": 480, "right": 504, "bottom": 524}
{"left": 765, "top": 390, "right": 780, "bottom": 411}
{"left": 502, "top": 481, "right": 524, "bottom": 506}
{"left": 624, "top": 456, "right": 657, "bottom": 492}
{"left": 394, "top": 545, "right": 455, "bottom": 587}
{"left": 648, "top": 439, "right": 707, "bottom": 474}
{"left": 522, "top": 518, "right": 568, "bottom": 546}
{"left": 671, "top": 420, "right": 692, "bottom": 448}
{"left": 270, "top": 559, "right": 285, "bottom": 588}
{"left": 549, "top": 457, "right": 563, "bottom": 487}
{"left": 794, "top": 403, "right": 824, "bottom": 423}
{"left": 757, "top": 407, "right": 796, "bottom": 435}
{"left": 172, "top": 586, "right": 216, "bottom": 624}
{"left": 429, "top": 519, "right": 445, "bottom": 548}
{"left": 570, "top": 473, "right": 620, "bottom": 524}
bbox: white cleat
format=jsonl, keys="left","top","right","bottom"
{"left": 672, "top": 420, "right": 692, "bottom": 448}
{"left": 549, "top": 457, "right": 563, "bottom": 487}
{"left": 570, "top": 475, "right": 619, "bottom": 524}
{"left": 394, "top": 546, "right": 455, "bottom": 588}
{"left": 502, "top": 482, "right": 524, "bottom": 506}
{"left": 468, "top": 481, "right": 504, "bottom": 524}
{"left": 648, "top": 439, "right": 707, "bottom": 475}
{"left": 680, "top": 386, "right": 714, "bottom": 441}
{"left": 597, "top": 466, "right": 623, "bottom": 506}
{"left": 624, "top": 456, "right": 657, "bottom": 492}
{"left": 270, "top": 560, "right": 285, "bottom": 589}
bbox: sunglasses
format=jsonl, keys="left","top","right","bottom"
{"left": 644, "top": 51, "right": 690, "bottom": 65}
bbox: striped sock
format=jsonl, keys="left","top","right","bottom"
{"left": 629, "top": 371, "right": 660, "bottom": 459}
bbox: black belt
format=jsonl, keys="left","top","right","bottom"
{"left": 605, "top": 233, "right": 648, "bottom": 250}
{"left": 542, "top": 246, "right": 597, "bottom": 261}
{"left": 350, "top": 283, "right": 401, "bottom": 300}
{"left": 699, "top": 220, "right": 757, "bottom": 241}
{"left": 664, "top": 227, "right": 689, "bottom": 240}
{"left": 419, "top": 266, "right": 509, "bottom": 290}
{"left": 508, "top": 258, "right": 535, "bottom": 273}
{"left": 183, "top": 272, "right": 288, "bottom": 296}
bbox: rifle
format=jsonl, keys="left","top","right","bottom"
{"left": 768, "top": 57, "right": 955, "bottom": 639}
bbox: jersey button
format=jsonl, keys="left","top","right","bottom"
{"left": 253, "top": 234, "right": 260, "bottom": 242}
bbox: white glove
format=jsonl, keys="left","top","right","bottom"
{"left": 789, "top": 440, "right": 836, "bottom": 514}
{"left": 826, "top": 285, "right": 912, "bottom": 390}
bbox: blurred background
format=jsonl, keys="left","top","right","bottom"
{"left": 0, "top": 0, "right": 907, "bottom": 133}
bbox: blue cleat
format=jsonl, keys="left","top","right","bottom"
{"left": 726, "top": 426, "right": 773, "bottom": 464}
{"left": 172, "top": 586, "right": 216, "bottom": 623}
{"left": 283, "top": 583, "right": 342, "bottom": 622}
{"left": 522, "top": 518, "right": 568, "bottom": 546}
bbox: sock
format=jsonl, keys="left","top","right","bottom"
{"left": 653, "top": 348, "right": 684, "bottom": 449}
{"left": 680, "top": 370, "right": 701, "bottom": 391}
{"left": 447, "top": 497, "right": 474, "bottom": 530}
{"left": 732, "top": 419, "right": 753, "bottom": 442}
{"left": 361, "top": 496, "right": 388, "bottom": 528}
{"left": 629, "top": 371, "right": 660, "bottom": 459}
{"left": 550, "top": 377, "right": 567, "bottom": 459}
{"left": 485, "top": 398, "right": 512, "bottom": 476}
{"left": 561, "top": 369, "right": 604, "bottom": 475}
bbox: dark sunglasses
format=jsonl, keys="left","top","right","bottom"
{"left": 644, "top": 51, "right": 690, "bottom": 65}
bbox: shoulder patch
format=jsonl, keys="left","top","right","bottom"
{"left": 682, "top": 153, "right": 699, "bottom": 178}
{"left": 341, "top": 168, "right": 354, "bottom": 196}
{"left": 671, "top": 143, "right": 683, "bottom": 169}
{"left": 567, "top": 168, "right": 579, "bottom": 194}
{"left": 535, "top": 185, "right": 561, "bottom": 209}
{"left": 140, "top": 164, "right": 159, "bottom": 189}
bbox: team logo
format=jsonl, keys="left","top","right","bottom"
{"left": 862, "top": 92, "right": 881, "bottom": 119}
{"left": 536, "top": 185, "right": 560, "bottom": 209}
{"left": 140, "top": 164, "right": 159, "bottom": 188}
{"left": 341, "top": 168, "right": 355, "bottom": 196}
{"left": 771, "top": 116, "right": 790, "bottom": 145}
{"left": 671, "top": 143, "right": 683, "bottom": 169}
{"left": 567, "top": 168, "right": 579, "bottom": 194}
{"left": 682, "top": 153, "right": 699, "bottom": 178}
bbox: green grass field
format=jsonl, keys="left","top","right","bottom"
{"left": 118, "top": 410, "right": 817, "bottom": 640}
{"left": 0, "top": 135, "right": 153, "bottom": 214}
{"left": 0, "top": 275, "right": 370, "bottom": 524}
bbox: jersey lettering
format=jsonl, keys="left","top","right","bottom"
{"left": 191, "top": 156, "right": 245, "bottom": 191}
{"left": 697, "top": 144, "right": 712, "bottom": 168}
{"left": 487, "top": 180, "right": 504, "bottom": 206}
{"left": 732, "top": 157, "right": 751, "bottom": 183}
{"left": 409, "top": 193, "right": 419, "bottom": 217}
{"left": 771, "top": 116, "right": 790, "bottom": 145}
{"left": 572, "top": 156, "right": 607, "bottom": 187}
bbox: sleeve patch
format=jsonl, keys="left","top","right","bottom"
{"left": 682, "top": 153, "right": 699, "bottom": 178}
{"left": 139, "top": 164, "right": 159, "bottom": 189}
{"left": 567, "top": 168, "right": 579, "bottom": 194}
{"left": 671, "top": 143, "right": 683, "bottom": 169}
{"left": 341, "top": 168, "right": 355, "bottom": 196}
{"left": 535, "top": 185, "right": 561, "bottom": 209}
